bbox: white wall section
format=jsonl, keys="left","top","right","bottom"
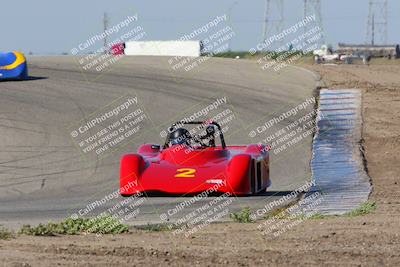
{"left": 124, "top": 41, "right": 201, "bottom": 57}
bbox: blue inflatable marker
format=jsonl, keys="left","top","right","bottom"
{"left": 0, "top": 51, "right": 28, "bottom": 80}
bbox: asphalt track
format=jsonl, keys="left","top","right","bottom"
{"left": 0, "top": 56, "right": 317, "bottom": 228}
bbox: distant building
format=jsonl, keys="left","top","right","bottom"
{"left": 337, "top": 43, "right": 399, "bottom": 59}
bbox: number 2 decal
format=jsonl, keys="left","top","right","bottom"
{"left": 175, "top": 168, "right": 196, "bottom": 178}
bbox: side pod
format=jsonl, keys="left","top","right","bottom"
{"left": 226, "top": 154, "right": 252, "bottom": 195}
{"left": 120, "top": 154, "right": 145, "bottom": 196}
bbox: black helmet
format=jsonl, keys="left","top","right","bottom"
{"left": 170, "top": 128, "right": 191, "bottom": 145}
{"left": 205, "top": 125, "right": 215, "bottom": 135}
{"left": 203, "top": 125, "right": 216, "bottom": 147}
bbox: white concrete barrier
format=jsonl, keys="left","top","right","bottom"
{"left": 124, "top": 41, "right": 201, "bottom": 57}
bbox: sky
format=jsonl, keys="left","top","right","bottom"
{"left": 1, "top": 0, "right": 399, "bottom": 54}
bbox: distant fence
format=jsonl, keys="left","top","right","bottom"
{"left": 337, "top": 43, "right": 400, "bottom": 58}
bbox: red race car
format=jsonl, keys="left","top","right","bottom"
{"left": 120, "top": 121, "right": 270, "bottom": 196}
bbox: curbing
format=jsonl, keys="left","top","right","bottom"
{"left": 297, "top": 88, "right": 372, "bottom": 215}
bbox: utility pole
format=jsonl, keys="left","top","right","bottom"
{"left": 261, "top": 0, "right": 284, "bottom": 50}
{"left": 227, "top": 1, "right": 238, "bottom": 51}
{"left": 103, "top": 12, "right": 109, "bottom": 51}
{"left": 303, "top": 0, "right": 325, "bottom": 45}
{"left": 303, "top": 0, "right": 307, "bottom": 36}
{"left": 372, "top": 14, "right": 375, "bottom": 45}
{"left": 366, "top": 0, "right": 388, "bottom": 45}
{"left": 262, "top": 0, "right": 271, "bottom": 43}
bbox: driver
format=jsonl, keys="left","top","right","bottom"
{"left": 169, "top": 128, "right": 191, "bottom": 146}
{"left": 200, "top": 125, "right": 216, "bottom": 147}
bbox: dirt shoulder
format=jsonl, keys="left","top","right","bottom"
{"left": 1, "top": 63, "right": 399, "bottom": 267}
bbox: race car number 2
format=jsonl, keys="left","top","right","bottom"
{"left": 174, "top": 168, "right": 196, "bottom": 178}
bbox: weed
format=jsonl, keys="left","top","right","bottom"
{"left": 230, "top": 207, "right": 253, "bottom": 223}
{"left": 19, "top": 216, "right": 129, "bottom": 236}
{"left": 345, "top": 201, "right": 377, "bottom": 217}
{"left": 0, "top": 226, "right": 14, "bottom": 240}
{"left": 135, "top": 223, "right": 174, "bottom": 232}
